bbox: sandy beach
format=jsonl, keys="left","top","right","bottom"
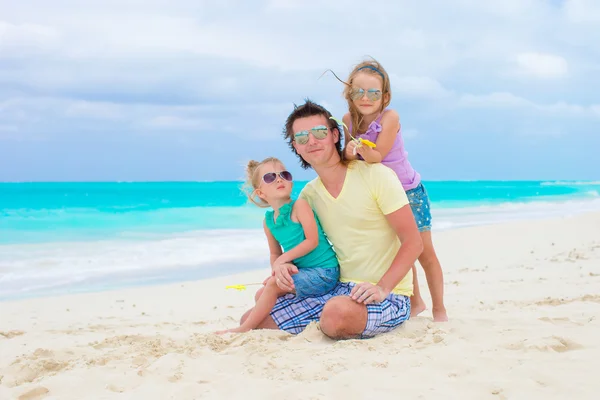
{"left": 1, "top": 212, "right": 599, "bottom": 400}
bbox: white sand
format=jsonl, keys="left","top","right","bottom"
{"left": 1, "top": 212, "right": 600, "bottom": 400}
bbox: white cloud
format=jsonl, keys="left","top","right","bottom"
{"left": 0, "top": 124, "right": 20, "bottom": 141}
{"left": 391, "top": 75, "right": 452, "bottom": 99}
{"left": 143, "top": 115, "right": 212, "bottom": 130}
{"left": 458, "top": 92, "right": 533, "bottom": 109}
{"left": 0, "top": 0, "right": 598, "bottom": 144}
{"left": 65, "top": 101, "right": 124, "bottom": 120}
{"left": 563, "top": 0, "right": 600, "bottom": 23}
{"left": 402, "top": 128, "right": 419, "bottom": 139}
{"left": 456, "top": 91, "right": 599, "bottom": 117}
{"left": 514, "top": 52, "right": 569, "bottom": 79}
{"left": 0, "top": 21, "right": 60, "bottom": 56}
{"left": 0, "top": 124, "right": 18, "bottom": 132}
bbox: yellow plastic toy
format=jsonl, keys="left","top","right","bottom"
{"left": 329, "top": 116, "right": 377, "bottom": 153}
{"left": 225, "top": 283, "right": 262, "bottom": 291}
{"left": 359, "top": 138, "right": 377, "bottom": 148}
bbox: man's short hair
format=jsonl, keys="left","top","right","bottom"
{"left": 283, "top": 99, "right": 344, "bottom": 170}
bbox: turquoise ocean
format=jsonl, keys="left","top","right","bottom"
{"left": 1, "top": 180, "right": 599, "bottom": 301}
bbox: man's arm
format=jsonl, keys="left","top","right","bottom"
{"left": 351, "top": 164, "right": 423, "bottom": 304}
{"left": 368, "top": 164, "right": 423, "bottom": 293}
{"left": 376, "top": 205, "right": 423, "bottom": 295}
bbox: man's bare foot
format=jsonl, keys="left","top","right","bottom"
{"left": 432, "top": 307, "right": 448, "bottom": 322}
{"left": 410, "top": 297, "right": 427, "bottom": 317}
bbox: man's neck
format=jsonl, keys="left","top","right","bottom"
{"left": 314, "top": 159, "right": 347, "bottom": 191}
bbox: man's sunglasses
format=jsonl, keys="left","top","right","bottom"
{"left": 293, "top": 125, "right": 328, "bottom": 145}
{"left": 262, "top": 170, "right": 293, "bottom": 184}
{"left": 350, "top": 88, "right": 382, "bottom": 102}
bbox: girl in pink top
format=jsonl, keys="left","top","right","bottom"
{"left": 336, "top": 58, "right": 448, "bottom": 322}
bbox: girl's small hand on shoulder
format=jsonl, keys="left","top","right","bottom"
{"left": 345, "top": 140, "right": 358, "bottom": 159}
{"left": 356, "top": 141, "right": 380, "bottom": 163}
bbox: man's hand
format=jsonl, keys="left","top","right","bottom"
{"left": 350, "top": 282, "right": 389, "bottom": 304}
{"left": 273, "top": 262, "right": 298, "bottom": 292}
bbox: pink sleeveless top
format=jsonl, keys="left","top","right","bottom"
{"left": 351, "top": 109, "right": 421, "bottom": 191}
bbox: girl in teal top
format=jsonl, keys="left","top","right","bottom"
{"left": 217, "top": 156, "right": 339, "bottom": 334}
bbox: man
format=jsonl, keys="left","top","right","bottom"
{"left": 242, "top": 100, "right": 423, "bottom": 339}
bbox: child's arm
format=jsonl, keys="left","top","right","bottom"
{"left": 357, "top": 109, "right": 401, "bottom": 163}
{"left": 273, "top": 199, "right": 319, "bottom": 265}
{"left": 342, "top": 113, "right": 358, "bottom": 160}
{"left": 263, "top": 219, "right": 283, "bottom": 268}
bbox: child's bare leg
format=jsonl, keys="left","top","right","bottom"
{"left": 410, "top": 265, "right": 427, "bottom": 317}
{"left": 217, "top": 277, "right": 288, "bottom": 334}
{"left": 254, "top": 286, "right": 265, "bottom": 303}
{"left": 418, "top": 230, "right": 448, "bottom": 322}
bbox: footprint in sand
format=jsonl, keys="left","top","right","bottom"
{"left": 5, "top": 354, "right": 70, "bottom": 387}
{"left": 18, "top": 387, "right": 49, "bottom": 400}
{"left": 0, "top": 330, "right": 25, "bottom": 339}
{"left": 535, "top": 294, "right": 600, "bottom": 306}
{"left": 504, "top": 336, "right": 583, "bottom": 353}
{"left": 538, "top": 316, "right": 583, "bottom": 326}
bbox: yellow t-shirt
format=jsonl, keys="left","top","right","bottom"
{"left": 299, "top": 161, "right": 413, "bottom": 296}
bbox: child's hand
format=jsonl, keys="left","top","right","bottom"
{"left": 272, "top": 256, "right": 287, "bottom": 270}
{"left": 344, "top": 140, "right": 358, "bottom": 160}
{"left": 273, "top": 262, "right": 298, "bottom": 291}
{"left": 356, "top": 142, "right": 378, "bottom": 162}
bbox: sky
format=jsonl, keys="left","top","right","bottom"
{"left": 0, "top": 0, "right": 599, "bottom": 182}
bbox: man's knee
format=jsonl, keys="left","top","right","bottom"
{"left": 320, "top": 296, "right": 366, "bottom": 340}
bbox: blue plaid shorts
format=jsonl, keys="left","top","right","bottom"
{"left": 406, "top": 183, "right": 432, "bottom": 232}
{"left": 269, "top": 281, "right": 411, "bottom": 338}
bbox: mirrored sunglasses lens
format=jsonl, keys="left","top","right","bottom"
{"left": 312, "top": 128, "right": 328, "bottom": 139}
{"left": 350, "top": 89, "right": 363, "bottom": 100}
{"left": 367, "top": 90, "right": 382, "bottom": 101}
{"left": 294, "top": 133, "right": 309, "bottom": 144}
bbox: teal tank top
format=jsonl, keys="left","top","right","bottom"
{"left": 265, "top": 200, "right": 338, "bottom": 269}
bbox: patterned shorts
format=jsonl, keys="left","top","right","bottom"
{"left": 269, "top": 281, "right": 411, "bottom": 338}
{"left": 406, "top": 183, "right": 432, "bottom": 232}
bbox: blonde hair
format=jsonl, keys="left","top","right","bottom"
{"left": 242, "top": 156, "right": 284, "bottom": 208}
{"left": 325, "top": 57, "right": 392, "bottom": 137}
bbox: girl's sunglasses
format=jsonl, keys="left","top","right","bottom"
{"left": 262, "top": 170, "right": 293, "bottom": 184}
{"left": 294, "top": 125, "right": 328, "bottom": 145}
{"left": 350, "top": 88, "right": 382, "bottom": 101}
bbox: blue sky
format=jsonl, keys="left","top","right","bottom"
{"left": 0, "top": 0, "right": 599, "bottom": 182}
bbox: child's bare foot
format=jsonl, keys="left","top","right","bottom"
{"left": 410, "top": 297, "right": 427, "bottom": 317}
{"left": 215, "top": 326, "right": 250, "bottom": 335}
{"left": 432, "top": 307, "right": 448, "bottom": 322}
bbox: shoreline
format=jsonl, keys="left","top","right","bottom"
{"left": 1, "top": 211, "right": 599, "bottom": 398}
{"left": 2, "top": 209, "right": 600, "bottom": 303}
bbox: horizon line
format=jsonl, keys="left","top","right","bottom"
{"left": 1, "top": 178, "right": 599, "bottom": 184}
